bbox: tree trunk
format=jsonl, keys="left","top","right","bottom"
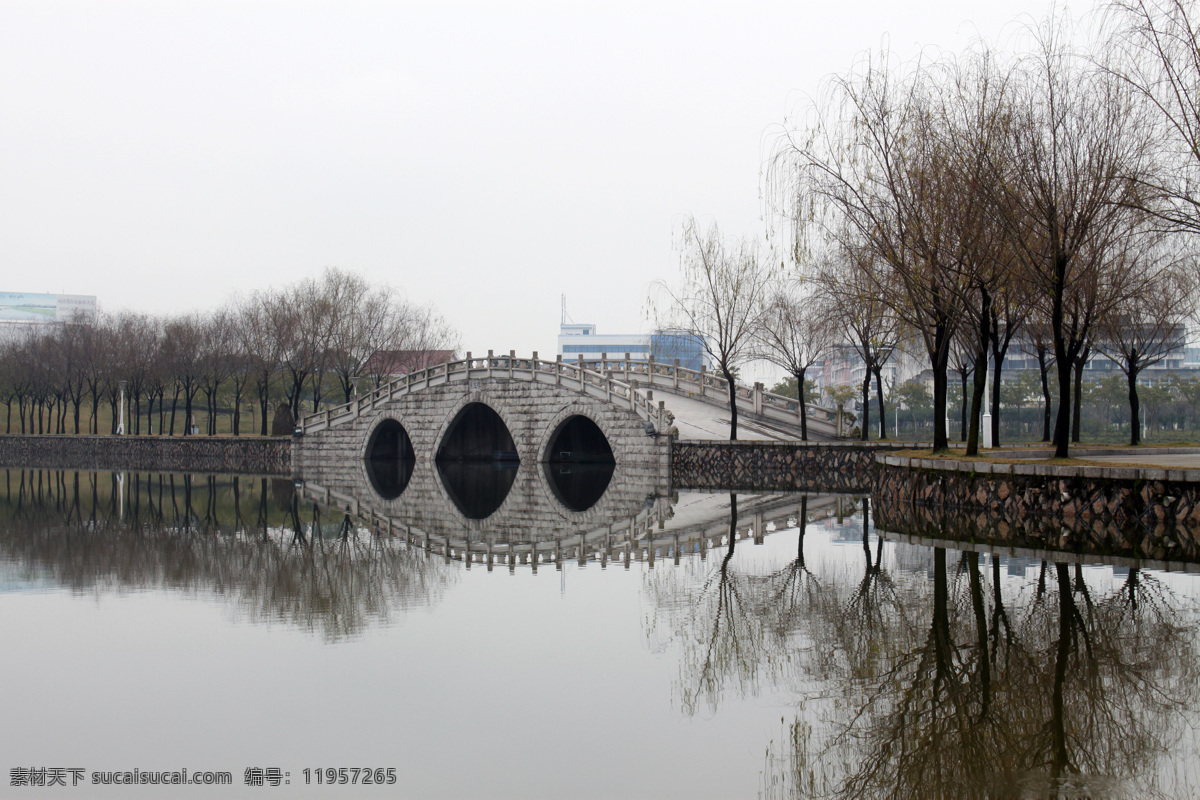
{"left": 183, "top": 389, "right": 193, "bottom": 437}
{"left": 1128, "top": 358, "right": 1142, "bottom": 446}
{"left": 860, "top": 369, "right": 872, "bottom": 442}
{"left": 930, "top": 320, "right": 952, "bottom": 452}
{"left": 259, "top": 390, "right": 270, "bottom": 437}
{"left": 722, "top": 366, "right": 739, "bottom": 441}
{"left": 169, "top": 386, "right": 180, "bottom": 436}
{"left": 1038, "top": 347, "right": 1052, "bottom": 442}
{"left": 873, "top": 365, "right": 887, "bottom": 440}
{"left": 1072, "top": 346, "right": 1088, "bottom": 444}
{"left": 1051, "top": 252, "right": 1072, "bottom": 458}
{"left": 966, "top": 292, "right": 991, "bottom": 457}
{"left": 966, "top": 349, "right": 989, "bottom": 456}
{"left": 793, "top": 367, "right": 809, "bottom": 441}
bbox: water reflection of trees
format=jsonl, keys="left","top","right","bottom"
{"left": 645, "top": 494, "right": 1200, "bottom": 798}
{"left": 0, "top": 468, "right": 455, "bottom": 641}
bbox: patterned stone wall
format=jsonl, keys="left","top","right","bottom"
{"left": 0, "top": 435, "right": 291, "bottom": 474}
{"left": 872, "top": 456, "right": 1200, "bottom": 562}
{"left": 671, "top": 440, "right": 905, "bottom": 492}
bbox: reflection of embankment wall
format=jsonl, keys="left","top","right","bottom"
{"left": 0, "top": 435, "right": 291, "bottom": 474}
{"left": 671, "top": 441, "right": 902, "bottom": 492}
{"left": 873, "top": 456, "right": 1200, "bottom": 562}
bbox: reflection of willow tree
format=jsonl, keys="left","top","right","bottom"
{"left": 0, "top": 468, "right": 455, "bottom": 641}
{"left": 764, "top": 547, "right": 1200, "bottom": 800}
{"left": 645, "top": 493, "right": 835, "bottom": 715}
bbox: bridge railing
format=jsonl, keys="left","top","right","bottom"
{"left": 593, "top": 355, "right": 838, "bottom": 433}
{"left": 299, "top": 351, "right": 675, "bottom": 436}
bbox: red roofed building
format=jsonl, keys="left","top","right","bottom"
{"left": 362, "top": 349, "right": 457, "bottom": 380}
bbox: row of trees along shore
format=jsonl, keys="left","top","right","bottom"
{"left": 0, "top": 268, "right": 458, "bottom": 437}
{"left": 658, "top": 2, "right": 1200, "bottom": 456}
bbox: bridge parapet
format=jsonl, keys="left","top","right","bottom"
{"left": 300, "top": 351, "right": 674, "bottom": 436}
{"left": 591, "top": 355, "right": 839, "bottom": 437}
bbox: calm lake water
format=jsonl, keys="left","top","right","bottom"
{"left": 2, "top": 468, "right": 1199, "bottom": 799}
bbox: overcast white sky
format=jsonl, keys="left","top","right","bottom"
{"left": 0, "top": 0, "right": 1098, "bottom": 376}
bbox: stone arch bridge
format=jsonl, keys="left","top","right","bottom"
{"left": 294, "top": 351, "right": 839, "bottom": 481}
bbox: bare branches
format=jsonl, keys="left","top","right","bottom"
{"left": 651, "top": 217, "right": 773, "bottom": 439}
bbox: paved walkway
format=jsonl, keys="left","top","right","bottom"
{"left": 1087, "top": 452, "right": 1200, "bottom": 468}
{"left": 662, "top": 393, "right": 801, "bottom": 443}
{"left": 660, "top": 393, "right": 832, "bottom": 442}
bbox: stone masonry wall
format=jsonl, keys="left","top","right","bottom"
{"left": 671, "top": 440, "right": 905, "bottom": 492}
{"left": 0, "top": 435, "right": 291, "bottom": 475}
{"left": 872, "top": 456, "right": 1200, "bottom": 562}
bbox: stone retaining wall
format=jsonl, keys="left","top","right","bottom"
{"left": 671, "top": 440, "right": 904, "bottom": 492}
{"left": 0, "top": 435, "right": 291, "bottom": 475}
{"left": 872, "top": 455, "right": 1200, "bottom": 561}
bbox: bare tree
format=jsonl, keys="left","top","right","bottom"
{"left": 198, "top": 311, "right": 234, "bottom": 435}
{"left": 161, "top": 315, "right": 204, "bottom": 436}
{"left": 991, "top": 15, "right": 1154, "bottom": 457}
{"left": 755, "top": 281, "right": 836, "bottom": 440}
{"left": 1106, "top": 0, "right": 1200, "bottom": 235}
{"left": 1094, "top": 245, "right": 1195, "bottom": 444}
{"left": 771, "top": 49, "right": 979, "bottom": 451}
{"left": 816, "top": 241, "right": 901, "bottom": 441}
{"left": 651, "top": 217, "right": 772, "bottom": 440}
{"left": 234, "top": 293, "right": 284, "bottom": 436}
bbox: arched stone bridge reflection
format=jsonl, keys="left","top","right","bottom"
{"left": 297, "top": 457, "right": 854, "bottom": 571}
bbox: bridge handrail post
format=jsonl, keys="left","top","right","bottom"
{"left": 509, "top": 350, "right": 515, "bottom": 379}
{"left": 555, "top": 355, "right": 562, "bottom": 386}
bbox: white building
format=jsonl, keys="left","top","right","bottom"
{"left": 556, "top": 323, "right": 651, "bottom": 365}
{"left": 556, "top": 323, "right": 712, "bottom": 370}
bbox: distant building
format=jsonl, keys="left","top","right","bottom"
{"left": 556, "top": 324, "right": 711, "bottom": 370}
{"left": 649, "top": 330, "right": 710, "bottom": 371}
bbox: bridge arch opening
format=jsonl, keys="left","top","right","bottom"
{"left": 543, "top": 415, "right": 615, "bottom": 465}
{"left": 543, "top": 415, "right": 615, "bottom": 512}
{"left": 364, "top": 419, "right": 415, "bottom": 500}
{"left": 435, "top": 403, "right": 519, "bottom": 520}
{"left": 436, "top": 403, "right": 519, "bottom": 463}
